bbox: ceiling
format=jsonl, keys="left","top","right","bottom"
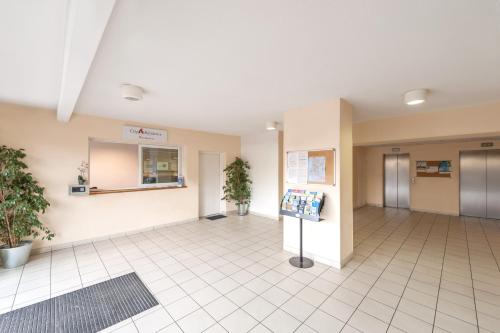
{"left": 2, "top": 0, "right": 500, "bottom": 135}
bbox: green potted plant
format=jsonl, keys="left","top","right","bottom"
{"left": 222, "top": 157, "right": 252, "bottom": 216}
{"left": 0, "top": 145, "right": 53, "bottom": 268}
{"left": 77, "top": 161, "right": 89, "bottom": 185}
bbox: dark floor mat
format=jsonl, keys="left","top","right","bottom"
{"left": 205, "top": 214, "right": 227, "bottom": 220}
{"left": 0, "top": 272, "right": 158, "bottom": 333}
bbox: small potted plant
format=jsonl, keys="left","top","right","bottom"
{"left": 77, "top": 161, "right": 89, "bottom": 185}
{"left": 222, "top": 157, "right": 252, "bottom": 216}
{"left": 0, "top": 145, "right": 53, "bottom": 268}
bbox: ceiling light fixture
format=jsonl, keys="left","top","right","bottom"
{"left": 266, "top": 121, "right": 278, "bottom": 131}
{"left": 121, "top": 84, "right": 143, "bottom": 101}
{"left": 404, "top": 89, "right": 427, "bottom": 106}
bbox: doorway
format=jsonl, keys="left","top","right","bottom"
{"left": 199, "top": 152, "right": 222, "bottom": 217}
{"left": 460, "top": 150, "right": 500, "bottom": 219}
{"left": 384, "top": 154, "right": 410, "bottom": 208}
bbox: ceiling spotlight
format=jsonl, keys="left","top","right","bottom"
{"left": 121, "top": 84, "right": 143, "bottom": 101}
{"left": 404, "top": 89, "right": 427, "bottom": 106}
{"left": 266, "top": 121, "right": 278, "bottom": 131}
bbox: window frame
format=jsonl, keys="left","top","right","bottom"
{"left": 138, "top": 144, "right": 182, "bottom": 187}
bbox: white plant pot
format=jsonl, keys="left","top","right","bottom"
{"left": 237, "top": 203, "right": 249, "bottom": 216}
{"left": 0, "top": 241, "right": 32, "bottom": 269}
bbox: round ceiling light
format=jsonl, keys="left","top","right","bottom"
{"left": 404, "top": 89, "right": 427, "bottom": 106}
{"left": 121, "top": 84, "right": 143, "bottom": 101}
{"left": 266, "top": 121, "right": 278, "bottom": 131}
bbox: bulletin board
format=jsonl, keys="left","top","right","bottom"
{"left": 286, "top": 149, "right": 335, "bottom": 185}
{"left": 416, "top": 160, "right": 452, "bottom": 178}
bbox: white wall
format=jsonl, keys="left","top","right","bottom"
{"left": 241, "top": 131, "right": 280, "bottom": 220}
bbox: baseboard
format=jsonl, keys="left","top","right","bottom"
{"left": 410, "top": 207, "right": 459, "bottom": 216}
{"left": 249, "top": 210, "right": 280, "bottom": 221}
{"left": 340, "top": 252, "right": 354, "bottom": 267}
{"left": 353, "top": 204, "right": 367, "bottom": 210}
{"left": 31, "top": 217, "right": 199, "bottom": 255}
{"left": 366, "top": 203, "right": 384, "bottom": 208}
{"left": 283, "top": 244, "right": 341, "bottom": 269}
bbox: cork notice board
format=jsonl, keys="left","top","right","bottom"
{"left": 416, "top": 160, "right": 452, "bottom": 178}
{"left": 286, "top": 149, "right": 335, "bottom": 185}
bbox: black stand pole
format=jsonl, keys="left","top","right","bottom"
{"left": 289, "top": 218, "right": 314, "bottom": 268}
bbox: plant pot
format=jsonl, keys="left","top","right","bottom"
{"left": 237, "top": 203, "right": 249, "bottom": 216}
{"left": 0, "top": 241, "right": 32, "bottom": 269}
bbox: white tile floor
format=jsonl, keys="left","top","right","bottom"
{"left": 1, "top": 207, "right": 500, "bottom": 332}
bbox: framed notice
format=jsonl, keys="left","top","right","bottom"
{"left": 416, "top": 160, "right": 452, "bottom": 178}
{"left": 286, "top": 149, "right": 335, "bottom": 185}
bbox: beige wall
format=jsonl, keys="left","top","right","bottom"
{"left": 352, "top": 146, "right": 366, "bottom": 209}
{"left": 282, "top": 99, "right": 353, "bottom": 268}
{"left": 353, "top": 102, "right": 500, "bottom": 146}
{"left": 0, "top": 103, "right": 240, "bottom": 249}
{"left": 89, "top": 141, "right": 138, "bottom": 189}
{"left": 357, "top": 139, "right": 500, "bottom": 215}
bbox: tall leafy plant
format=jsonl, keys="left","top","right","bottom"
{"left": 0, "top": 145, "right": 53, "bottom": 248}
{"left": 222, "top": 157, "right": 252, "bottom": 205}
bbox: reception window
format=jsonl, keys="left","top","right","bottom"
{"left": 89, "top": 139, "right": 182, "bottom": 190}
{"left": 140, "top": 146, "right": 180, "bottom": 186}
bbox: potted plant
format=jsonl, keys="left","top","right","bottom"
{"left": 222, "top": 157, "right": 252, "bottom": 216}
{"left": 77, "top": 161, "right": 89, "bottom": 185}
{"left": 0, "top": 145, "right": 53, "bottom": 269}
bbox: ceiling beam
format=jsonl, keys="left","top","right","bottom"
{"left": 57, "top": 0, "right": 116, "bottom": 122}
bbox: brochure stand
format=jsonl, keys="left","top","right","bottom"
{"left": 280, "top": 190, "right": 325, "bottom": 269}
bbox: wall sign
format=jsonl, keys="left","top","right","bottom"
{"left": 416, "top": 160, "right": 452, "bottom": 178}
{"left": 122, "top": 126, "right": 167, "bottom": 143}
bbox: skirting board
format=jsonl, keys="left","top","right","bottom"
{"left": 30, "top": 217, "right": 199, "bottom": 255}
{"left": 409, "top": 207, "right": 459, "bottom": 216}
{"left": 284, "top": 244, "right": 343, "bottom": 269}
{"left": 249, "top": 211, "right": 280, "bottom": 221}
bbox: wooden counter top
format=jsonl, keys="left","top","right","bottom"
{"left": 89, "top": 186, "right": 187, "bottom": 195}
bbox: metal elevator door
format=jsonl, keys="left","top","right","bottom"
{"left": 460, "top": 150, "right": 500, "bottom": 219}
{"left": 384, "top": 154, "right": 410, "bottom": 208}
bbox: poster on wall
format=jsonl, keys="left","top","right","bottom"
{"left": 122, "top": 126, "right": 167, "bottom": 144}
{"left": 416, "top": 160, "right": 452, "bottom": 177}
{"left": 308, "top": 156, "right": 326, "bottom": 183}
{"left": 286, "top": 151, "right": 308, "bottom": 184}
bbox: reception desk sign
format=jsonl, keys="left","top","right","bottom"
{"left": 122, "top": 126, "right": 167, "bottom": 143}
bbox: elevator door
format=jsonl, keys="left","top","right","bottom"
{"left": 384, "top": 154, "right": 410, "bottom": 208}
{"left": 460, "top": 150, "right": 500, "bottom": 219}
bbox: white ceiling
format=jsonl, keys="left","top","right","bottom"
{"left": 2, "top": 0, "right": 500, "bottom": 135}
{"left": 0, "top": 0, "right": 66, "bottom": 109}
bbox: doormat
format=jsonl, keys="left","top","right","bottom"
{"left": 206, "top": 214, "right": 227, "bottom": 220}
{"left": 0, "top": 272, "right": 158, "bottom": 333}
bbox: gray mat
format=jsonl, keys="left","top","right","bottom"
{"left": 205, "top": 214, "right": 227, "bottom": 220}
{"left": 0, "top": 272, "right": 158, "bottom": 333}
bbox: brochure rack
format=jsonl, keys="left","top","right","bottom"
{"left": 280, "top": 190, "right": 325, "bottom": 268}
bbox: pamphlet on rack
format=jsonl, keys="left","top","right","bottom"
{"left": 280, "top": 189, "right": 324, "bottom": 220}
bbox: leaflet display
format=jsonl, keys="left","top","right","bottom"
{"left": 280, "top": 189, "right": 325, "bottom": 222}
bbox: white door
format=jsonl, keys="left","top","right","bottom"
{"left": 199, "top": 152, "right": 221, "bottom": 216}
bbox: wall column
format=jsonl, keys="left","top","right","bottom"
{"left": 283, "top": 98, "right": 353, "bottom": 268}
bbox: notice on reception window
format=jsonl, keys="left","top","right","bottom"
{"left": 287, "top": 151, "right": 308, "bottom": 184}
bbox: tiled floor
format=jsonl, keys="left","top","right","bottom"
{"left": 1, "top": 207, "right": 500, "bottom": 333}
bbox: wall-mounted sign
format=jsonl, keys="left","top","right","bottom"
{"left": 122, "top": 126, "right": 167, "bottom": 143}
{"left": 392, "top": 147, "right": 401, "bottom": 152}
{"left": 481, "top": 142, "right": 494, "bottom": 148}
{"left": 416, "top": 160, "right": 452, "bottom": 178}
